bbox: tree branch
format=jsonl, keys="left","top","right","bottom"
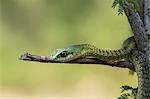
{"left": 19, "top": 53, "right": 135, "bottom": 71}
{"left": 122, "top": 0, "right": 148, "bottom": 50}
{"left": 144, "top": 0, "right": 150, "bottom": 35}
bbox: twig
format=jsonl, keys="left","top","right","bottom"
{"left": 19, "top": 53, "right": 135, "bottom": 71}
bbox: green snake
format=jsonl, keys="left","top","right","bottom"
{"left": 50, "top": 36, "right": 150, "bottom": 98}
{"left": 19, "top": 36, "right": 149, "bottom": 98}
{"left": 50, "top": 37, "right": 135, "bottom": 62}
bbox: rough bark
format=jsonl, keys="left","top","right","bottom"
{"left": 144, "top": 0, "right": 150, "bottom": 35}
{"left": 122, "top": 0, "right": 148, "bottom": 51}
{"left": 123, "top": 0, "right": 150, "bottom": 98}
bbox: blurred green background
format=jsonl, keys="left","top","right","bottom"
{"left": 1, "top": 0, "right": 137, "bottom": 99}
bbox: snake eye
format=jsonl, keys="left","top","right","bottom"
{"left": 58, "top": 51, "right": 68, "bottom": 57}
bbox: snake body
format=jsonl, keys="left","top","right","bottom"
{"left": 131, "top": 50, "right": 150, "bottom": 99}
{"left": 50, "top": 36, "right": 150, "bottom": 98}
{"left": 50, "top": 37, "right": 135, "bottom": 62}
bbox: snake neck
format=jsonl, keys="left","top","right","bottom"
{"left": 79, "top": 44, "right": 133, "bottom": 61}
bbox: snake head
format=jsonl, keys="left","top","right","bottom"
{"left": 50, "top": 45, "right": 83, "bottom": 62}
